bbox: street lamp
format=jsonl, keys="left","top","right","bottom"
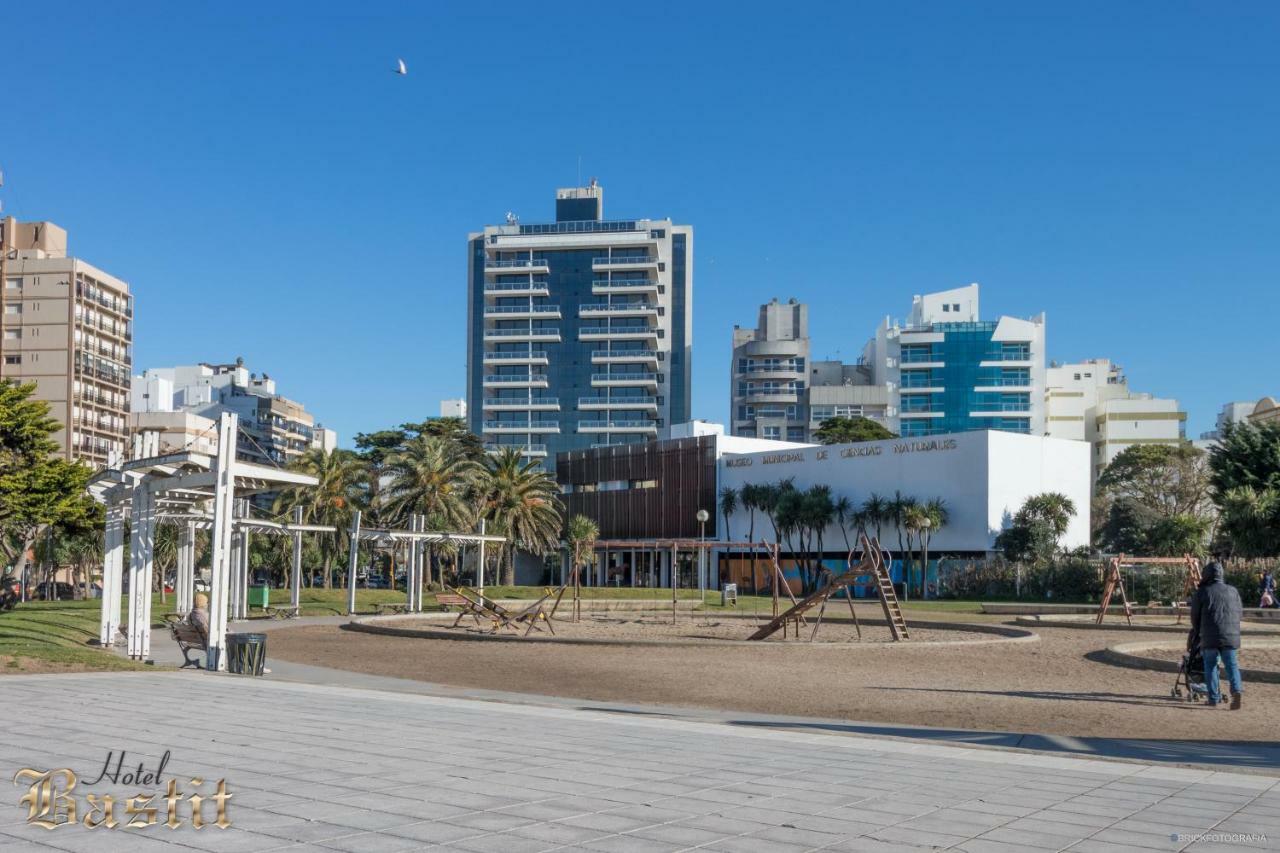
{"left": 920, "top": 517, "right": 932, "bottom": 601}
{"left": 696, "top": 509, "right": 710, "bottom": 603}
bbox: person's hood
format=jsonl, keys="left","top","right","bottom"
{"left": 1201, "top": 562, "right": 1224, "bottom": 586}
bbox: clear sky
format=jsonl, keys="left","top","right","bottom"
{"left": 3, "top": 2, "right": 1277, "bottom": 443}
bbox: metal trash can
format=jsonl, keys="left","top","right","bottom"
{"left": 254, "top": 584, "right": 271, "bottom": 610}
{"left": 225, "top": 633, "right": 267, "bottom": 676}
{"left": 721, "top": 583, "right": 738, "bottom": 607}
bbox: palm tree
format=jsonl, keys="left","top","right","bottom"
{"left": 564, "top": 514, "right": 599, "bottom": 622}
{"left": 918, "top": 498, "right": 949, "bottom": 599}
{"left": 739, "top": 484, "right": 763, "bottom": 593}
{"left": 274, "top": 448, "right": 367, "bottom": 589}
{"left": 477, "top": 448, "right": 563, "bottom": 585}
{"left": 888, "top": 492, "right": 918, "bottom": 598}
{"left": 862, "top": 493, "right": 889, "bottom": 545}
{"left": 801, "top": 486, "right": 835, "bottom": 593}
{"left": 901, "top": 504, "right": 930, "bottom": 598}
{"left": 383, "top": 435, "right": 482, "bottom": 587}
{"left": 833, "top": 495, "right": 854, "bottom": 552}
{"left": 718, "top": 486, "right": 738, "bottom": 590}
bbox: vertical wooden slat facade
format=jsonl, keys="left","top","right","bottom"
{"left": 556, "top": 436, "right": 718, "bottom": 540}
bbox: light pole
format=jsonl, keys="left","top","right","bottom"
{"left": 696, "top": 509, "right": 709, "bottom": 603}
{"left": 919, "top": 517, "right": 932, "bottom": 601}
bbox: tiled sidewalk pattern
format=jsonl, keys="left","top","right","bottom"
{"left": 0, "top": 673, "right": 1276, "bottom": 852}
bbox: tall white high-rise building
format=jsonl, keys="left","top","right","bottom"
{"left": 861, "top": 284, "right": 1046, "bottom": 437}
{"left": 1044, "top": 358, "right": 1185, "bottom": 482}
{"left": 439, "top": 398, "right": 467, "bottom": 419}
{"left": 467, "top": 182, "right": 692, "bottom": 464}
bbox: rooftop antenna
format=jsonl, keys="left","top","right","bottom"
{"left": 505, "top": 211, "right": 519, "bottom": 225}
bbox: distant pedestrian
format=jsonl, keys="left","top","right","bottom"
{"left": 1261, "top": 570, "right": 1277, "bottom": 609}
{"left": 1190, "top": 562, "right": 1243, "bottom": 710}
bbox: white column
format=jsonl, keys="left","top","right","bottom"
{"left": 206, "top": 412, "right": 238, "bottom": 672}
{"left": 405, "top": 515, "right": 417, "bottom": 611}
{"left": 239, "top": 522, "right": 251, "bottom": 617}
{"left": 477, "top": 519, "right": 486, "bottom": 598}
{"left": 346, "top": 510, "right": 361, "bottom": 615}
{"left": 178, "top": 522, "right": 196, "bottom": 616}
{"left": 126, "top": 488, "right": 155, "bottom": 659}
{"left": 98, "top": 500, "right": 125, "bottom": 646}
{"left": 228, "top": 530, "right": 242, "bottom": 621}
{"left": 290, "top": 506, "right": 303, "bottom": 612}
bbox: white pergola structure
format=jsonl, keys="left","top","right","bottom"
{"left": 88, "top": 413, "right": 319, "bottom": 670}
{"left": 346, "top": 512, "right": 504, "bottom": 614}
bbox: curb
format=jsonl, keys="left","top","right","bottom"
{"left": 1101, "top": 639, "right": 1280, "bottom": 684}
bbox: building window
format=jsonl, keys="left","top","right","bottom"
{"left": 3, "top": 304, "right": 20, "bottom": 315}
{"left": 2, "top": 329, "right": 18, "bottom": 340}
{"left": 942, "top": 304, "right": 950, "bottom": 312}
{"left": 3, "top": 355, "right": 20, "bottom": 365}
{"left": 4, "top": 278, "right": 20, "bottom": 290}
{"left": 762, "top": 426, "right": 781, "bottom": 440}
{"left": 787, "top": 426, "right": 805, "bottom": 441}
{"left": 952, "top": 303, "right": 960, "bottom": 312}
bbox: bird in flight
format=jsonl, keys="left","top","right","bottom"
{"left": 394, "top": 58, "right": 407, "bottom": 76}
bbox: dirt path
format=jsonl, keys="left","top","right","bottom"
{"left": 267, "top": 619, "right": 1280, "bottom": 741}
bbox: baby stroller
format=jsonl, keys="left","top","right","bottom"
{"left": 1171, "top": 627, "right": 1209, "bottom": 702}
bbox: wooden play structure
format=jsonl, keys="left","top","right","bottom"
{"left": 1096, "top": 554, "right": 1202, "bottom": 626}
{"left": 438, "top": 586, "right": 559, "bottom": 637}
{"left": 748, "top": 535, "right": 909, "bottom": 642}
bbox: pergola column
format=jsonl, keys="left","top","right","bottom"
{"left": 290, "top": 506, "right": 303, "bottom": 613}
{"left": 126, "top": 487, "right": 155, "bottom": 659}
{"left": 98, "top": 499, "right": 125, "bottom": 646}
{"left": 406, "top": 515, "right": 419, "bottom": 612}
{"left": 177, "top": 521, "right": 196, "bottom": 617}
{"left": 206, "top": 412, "right": 238, "bottom": 671}
{"left": 240, "top": 517, "right": 252, "bottom": 618}
{"left": 346, "top": 510, "right": 361, "bottom": 616}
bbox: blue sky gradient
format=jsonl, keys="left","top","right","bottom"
{"left": 3, "top": 2, "right": 1277, "bottom": 442}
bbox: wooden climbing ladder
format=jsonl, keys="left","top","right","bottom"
{"left": 747, "top": 535, "right": 909, "bottom": 642}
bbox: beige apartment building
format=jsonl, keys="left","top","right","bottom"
{"left": 1, "top": 218, "right": 132, "bottom": 468}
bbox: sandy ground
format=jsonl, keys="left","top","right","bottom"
{"left": 267, "top": 613, "right": 1280, "bottom": 741}
{"left": 1144, "top": 646, "right": 1280, "bottom": 671}
{"left": 405, "top": 614, "right": 991, "bottom": 644}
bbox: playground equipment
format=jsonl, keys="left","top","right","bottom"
{"left": 748, "top": 536, "right": 908, "bottom": 642}
{"left": 1096, "top": 554, "right": 1202, "bottom": 626}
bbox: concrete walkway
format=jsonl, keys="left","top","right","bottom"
{"left": 130, "top": 616, "right": 1280, "bottom": 773}
{"left": 2, "top": 671, "right": 1277, "bottom": 852}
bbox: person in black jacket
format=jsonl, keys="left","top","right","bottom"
{"left": 1190, "top": 562, "right": 1243, "bottom": 709}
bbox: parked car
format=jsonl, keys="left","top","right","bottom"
{"left": 38, "top": 582, "right": 76, "bottom": 601}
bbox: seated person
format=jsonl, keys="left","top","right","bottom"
{"left": 188, "top": 592, "right": 210, "bottom": 637}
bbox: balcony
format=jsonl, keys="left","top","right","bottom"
{"left": 483, "top": 397, "right": 560, "bottom": 411}
{"left": 483, "top": 327, "right": 562, "bottom": 343}
{"left": 592, "top": 278, "right": 659, "bottom": 294}
{"left": 579, "top": 302, "right": 659, "bottom": 318}
{"left": 485, "top": 257, "right": 550, "bottom": 273}
{"left": 483, "top": 421, "right": 561, "bottom": 434}
{"left": 577, "top": 420, "right": 658, "bottom": 433}
{"left": 484, "top": 280, "right": 550, "bottom": 296}
{"left": 592, "top": 255, "right": 658, "bottom": 271}
{"left": 591, "top": 349, "right": 660, "bottom": 364}
{"left": 579, "top": 326, "right": 659, "bottom": 342}
{"left": 591, "top": 373, "right": 658, "bottom": 387}
{"left": 578, "top": 396, "right": 658, "bottom": 410}
{"left": 484, "top": 304, "right": 562, "bottom": 320}
{"left": 487, "top": 444, "right": 548, "bottom": 458}
{"left": 483, "top": 374, "right": 550, "bottom": 388}
{"left": 483, "top": 350, "right": 550, "bottom": 366}
{"left": 740, "top": 391, "right": 801, "bottom": 404}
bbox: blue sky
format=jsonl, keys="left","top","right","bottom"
{"left": 3, "top": 2, "right": 1277, "bottom": 442}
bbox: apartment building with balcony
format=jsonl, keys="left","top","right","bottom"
{"left": 1044, "top": 358, "right": 1185, "bottom": 482}
{"left": 730, "top": 298, "right": 889, "bottom": 442}
{"left": 466, "top": 182, "right": 692, "bottom": 464}
{"left": 1, "top": 218, "right": 133, "bottom": 468}
{"left": 862, "top": 283, "right": 1046, "bottom": 438}
{"left": 131, "top": 360, "right": 336, "bottom": 465}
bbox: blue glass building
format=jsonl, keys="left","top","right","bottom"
{"left": 866, "top": 284, "right": 1047, "bottom": 437}
{"left": 466, "top": 184, "right": 693, "bottom": 465}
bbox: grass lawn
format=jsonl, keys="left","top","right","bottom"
{"left": 243, "top": 585, "right": 705, "bottom": 617}
{"left": 0, "top": 599, "right": 151, "bottom": 673}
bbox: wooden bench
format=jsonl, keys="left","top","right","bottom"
{"left": 375, "top": 602, "right": 410, "bottom": 616}
{"left": 263, "top": 604, "right": 299, "bottom": 620}
{"left": 164, "top": 614, "right": 208, "bottom": 669}
{"left": 434, "top": 591, "right": 508, "bottom": 632}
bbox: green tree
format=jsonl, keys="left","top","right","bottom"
{"left": 813, "top": 416, "right": 896, "bottom": 445}
{"left": 861, "top": 493, "right": 890, "bottom": 545}
{"left": 1216, "top": 486, "right": 1280, "bottom": 558}
{"left": 477, "top": 448, "right": 563, "bottom": 585}
{"left": 1096, "top": 443, "right": 1212, "bottom": 522}
{"left": 996, "top": 492, "right": 1076, "bottom": 566}
{"left": 383, "top": 434, "right": 482, "bottom": 586}
{"left": 1209, "top": 420, "right": 1280, "bottom": 495}
{"left": 0, "top": 382, "right": 97, "bottom": 583}
{"left": 273, "top": 447, "right": 367, "bottom": 588}
{"left": 564, "top": 514, "right": 599, "bottom": 622}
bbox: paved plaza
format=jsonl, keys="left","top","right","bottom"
{"left": 1, "top": 672, "right": 1277, "bottom": 852}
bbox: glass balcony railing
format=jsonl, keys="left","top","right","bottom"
{"left": 591, "top": 373, "right": 658, "bottom": 383}
{"left": 485, "top": 281, "right": 550, "bottom": 292}
{"left": 483, "top": 421, "right": 561, "bottom": 430}
{"left": 483, "top": 375, "right": 548, "bottom": 384}
{"left": 592, "top": 255, "right": 653, "bottom": 265}
{"left": 577, "top": 420, "right": 657, "bottom": 431}
{"left": 592, "top": 278, "right": 655, "bottom": 288}
{"left": 591, "top": 349, "right": 659, "bottom": 360}
{"left": 579, "top": 396, "right": 657, "bottom": 407}
{"left": 484, "top": 396, "right": 559, "bottom": 407}
{"left": 485, "top": 304, "right": 560, "bottom": 314}
{"left": 484, "top": 328, "right": 561, "bottom": 337}
{"left": 579, "top": 303, "right": 658, "bottom": 314}
{"left": 484, "top": 350, "right": 549, "bottom": 360}
{"left": 486, "top": 258, "right": 548, "bottom": 269}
